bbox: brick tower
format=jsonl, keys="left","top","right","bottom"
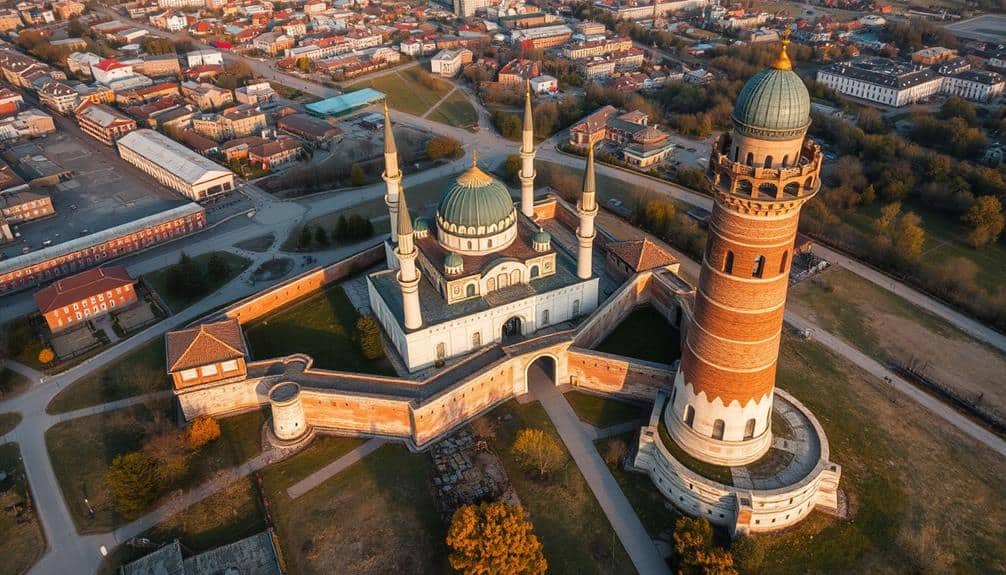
{"left": 665, "top": 35, "right": 824, "bottom": 466}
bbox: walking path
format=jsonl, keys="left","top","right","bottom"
{"left": 529, "top": 371, "right": 671, "bottom": 575}
{"left": 580, "top": 419, "right": 646, "bottom": 441}
{"left": 421, "top": 86, "right": 457, "bottom": 119}
{"left": 286, "top": 438, "right": 386, "bottom": 499}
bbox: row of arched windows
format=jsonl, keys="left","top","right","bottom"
{"left": 722, "top": 250, "right": 788, "bottom": 278}
{"left": 682, "top": 405, "right": 758, "bottom": 441}
{"left": 735, "top": 149, "right": 791, "bottom": 168}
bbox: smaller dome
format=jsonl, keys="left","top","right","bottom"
{"left": 444, "top": 252, "right": 464, "bottom": 274}
{"left": 533, "top": 228, "right": 551, "bottom": 252}
{"left": 413, "top": 217, "right": 429, "bottom": 231}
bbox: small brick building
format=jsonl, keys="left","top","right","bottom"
{"left": 33, "top": 265, "right": 136, "bottom": 332}
{"left": 166, "top": 318, "right": 248, "bottom": 389}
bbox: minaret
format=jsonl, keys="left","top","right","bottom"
{"left": 519, "top": 81, "right": 536, "bottom": 218}
{"left": 665, "top": 34, "right": 822, "bottom": 466}
{"left": 395, "top": 185, "right": 422, "bottom": 330}
{"left": 576, "top": 144, "right": 597, "bottom": 280}
{"left": 382, "top": 102, "right": 401, "bottom": 240}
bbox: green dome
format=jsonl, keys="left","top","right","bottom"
{"left": 444, "top": 252, "right": 463, "bottom": 268}
{"left": 533, "top": 229, "right": 551, "bottom": 244}
{"left": 413, "top": 217, "right": 429, "bottom": 231}
{"left": 731, "top": 67, "right": 810, "bottom": 138}
{"left": 437, "top": 164, "right": 515, "bottom": 237}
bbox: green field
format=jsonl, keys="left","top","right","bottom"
{"left": 0, "top": 413, "right": 21, "bottom": 437}
{"left": 428, "top": 90, "right": 478, "bottom": 130}
{"left": 0, "top": 367, "right": 31, "bottom": 400}
{"left": 45, "top": 401, "right": 267, "bottom": 533}
{"left": 595, "top": 305, "right": 681, "bottom": 364}
{"left": 244, "top": 284, "right": 395, "bottom": 375}
{"left": 143, "top": 251, "right": 250, "bottom": 312}
{"left": 349, "top": 67, "right": 453, "bottom": 116}
{"left": 47, "top": 339, "right": 169, "bottom": 414}
{"left": 0, "top": 443, "right": 46, "bottom": 575}
{"left": 565, "top": 392, "right": 646, "bottom": 429}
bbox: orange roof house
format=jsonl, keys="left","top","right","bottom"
{"left": 166, "top": 318, "right": 248, "bottom": 388}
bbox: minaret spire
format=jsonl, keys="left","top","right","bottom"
{"left": 519, "top": 80, "right": 536, "bottom": 218}
{"left": 382, "top": 101, "right": 402, "bottom": 243}
{"left": 576, "top": 144, "right": 598, "bottom": 280}
{"left": 394, "top": 184, "right": 422, "bottom": 330}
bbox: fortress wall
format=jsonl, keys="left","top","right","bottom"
{"left": 177, "top": 377, "right": 267, "bottom": 420}
{"left": 300, "top": 390, "right": 413, "bottom": 438}
{"left": 412, "top": 362, "right": 515, "bottom": 448}
{"left": 221, "top": 243, "right": 385, "bottom": 325}
{"left": 573, "top": 272, "right": 652, "bottom": 349}
{"left": 567, "top": 348, "right": 674, "bottom": 401}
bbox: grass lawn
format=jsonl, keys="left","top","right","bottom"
{"left": 564, "top": 391, "right": 647, "bottom": 429}
{"left": 0, "top": 443, "right": 45, "bottom": 575}
{"left": 597, "top": 432, "right": 682, "bottom": 538}
{"left": 143, "top": 251, "right": 251, "bottom": 312}
{"left": 280, "top": 209, "right": 389, "bottom": 252}
{"left": 45, "top": 401, "right": 267, "bottom": 533}
{"left": 97, "top": 478, "right": 267, "bottom": 575}
{"left": 594, "top": 305, "right": 681, "bottom": 364}
{"left": 244, "top": 284, "right": 395, "bottom": 375}
{"left": 349, "top": 67, "right": 452, "bottom": 116}
{"left": 47, "top": 339, "right": 169, "bottom": 414}
{"left": 790, "top": 267, "right": 1006, "bottom": 417}
{"left": 1, "top": 317, "right": 45, "bottom": 371}
{"left": 428, "top": 90, "right": 478, "bottom": 130}
{"left": 477, "top": 400, "right": 636, "bottom": 574}
{"left": 656, "top": 417, "right": 734, "bottom": 486}
{"left": 0, "top": 413, "right": 21, "bottom": 437}
{"left": 259, "top": 438, "right": 448, "bottom": 574}
{"left": 0, "top": 367, "right": 31, "bottom": 400}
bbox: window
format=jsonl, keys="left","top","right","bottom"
{"left": 764, "top": 155, "right": 773, "bottom": 168}
{"left": 744, "top": 418, "right": 756, "bottom": 440}
{"left": 472, "top": 332, "right": 481, "bottom": 347}
{"left": 723, "top": 251, "right": 734, "bottom": 274}
{"left": 542, "top": 309, "right": 549, "bottom": 325}
{"left": 683, "top": 405, "right": 695, "bottom": 428}
{"left": 466, "top": 284, "right": 476, "bottom": 297}
{"left": 180, "top": 369, "right": 198, "bottom": 381}
{"left": 782, "top": 154, "right": 789, "bottom": 167}
{"left": 572, "top": 300, "right": 580, "bottom": 316}
{"left": 753, "top": 255, "right": 765, "bottom": 278}
{"left": 780, "top": 251, "right": 789, "bottom": 274}
{"left": 530, "top": 265, "right": 539, "bottom": 278}
{"left": 467, "top": 241, "right": 472, "bottom": 250}
{"left": 436, "top": 342, "right": 446, "bottom": 360}
{"left": 221, "top": 360, "right": 239, "bottom": 372}
{"left": 200, "top": 364, "right": 219, "bottom": 377}
{"left": 745, "top": 152, "right": 754, "bottom": 166}
{"left": 712, "top": 419, "right": 725, "bottom": 440}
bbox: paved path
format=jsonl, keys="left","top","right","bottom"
{"left": 286, "top": 438, "right": 386, "bottom": 499}
{"left": 421, "top": 86, "right": 457, "bottom": 119}
{"left": 580, "top": 419, "right": 646, "bottom": 441}
{"left": 529, "top": 371, "right": 671, "bottom": 575}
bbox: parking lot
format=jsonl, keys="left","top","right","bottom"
{"left": 3, "top": 130, "right": 188, "bottom": 258}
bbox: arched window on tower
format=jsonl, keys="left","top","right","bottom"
{"left": 780, "top": 251, "right": 789, "bottom": 274}
{"left": 683, "top": 405, "right": 695, "bottom": 428}
{"left": 745, "top": 152, "right": 754, "bottom": 166}
{"left": 712, "top": 419, "right": 725, "bottom": 440}
{"left": 782, "top": 154, "right": 789, "bottom": 167}
{"left": 764, "top": 155, "right": 773, "bottom": 168}
{"left": 743, "top": 418, "right": 756, "bottom": 440}
{"left": 753, "top": 255, "right": 765, "bottom": 278}
{"left": 724, "top": 251, "right": 734, "bottom": 274}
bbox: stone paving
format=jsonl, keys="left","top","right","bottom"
{"left": 728, "top": 396, "right": 820, "bottom": 490}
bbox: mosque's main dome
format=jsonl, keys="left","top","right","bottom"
{"left": 436, "top": 163, "right": 516, "bottom": 238}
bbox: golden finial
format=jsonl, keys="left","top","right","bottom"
{"left": 773, "top": 28, "right": 793, "bottom": 71}
{"left": 472, "top": 150, "right": 478, "bottom": 166}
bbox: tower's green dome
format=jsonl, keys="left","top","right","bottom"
{"left": 731, "top": 42, "right": 810, "bottom": 139}
{"left": 437, "top": 164, "right": 515, "bottom": 237}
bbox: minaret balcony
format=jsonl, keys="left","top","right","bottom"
{"left": 707, "top": 139, "right": 822, "bottom": 203}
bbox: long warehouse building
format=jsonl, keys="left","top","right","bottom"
{"left": 0, "top": 202, "right": 206, "bottom": 294}
{"left": 116, "top": 129, "right": 235, "bottom": 200}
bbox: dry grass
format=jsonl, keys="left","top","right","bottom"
{"left": 0, "top": 443, "right": 45, "bottom": 575}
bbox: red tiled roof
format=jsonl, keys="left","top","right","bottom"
{"left": 33, "top": 265, "right": 134, "bottom": 314}
{"left": 95, "top": 58, "right": 128, "bottom": 72}
{"left": 607, "top": 238, "right": 677, "bottom": 272}
{"left": 165, "top": 318, "right": 246, "bottom": 372}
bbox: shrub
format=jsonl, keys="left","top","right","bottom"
{"left": 186, "top": 415, "right": 221, "bottom": 450}
{"left": 427, "top": 135, "right": 462, "bottom": 160}
{"left": 673, "top": 516, "right": 738, "bottom": 575}
{"left": 207, "top": 253, "right": 229, "bottom": 282}
{"left": 144, "top": 430, "right": 190, "bottom": 486}
{"left": 730, "top": 536, "right": 764, "bottom": 573}
{"left": 512, "top": 428, "right": 565, "bottom": 478}
{"left": 350, "top": 163, "right": 366, "bottom": 186}
{"left": 354, "top": 315, "right": 384, "bottom": 360}
{"left": 38, "top": 348, "right": 55, "bottom": 364}
{"left": 603, "top": 438, "right": 628, "bottom": 467}
{"left": 105, "top": 451, "right": 160, "bottom": 518}
{"left": 447, "top": 502, "right": 547, "bottom": 575}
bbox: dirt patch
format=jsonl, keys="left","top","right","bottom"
{"left": 251, "top": 258, "right": 293, "bottom": 282}
{"left": 234, "top": 234, "right": 275, "bottom": 253}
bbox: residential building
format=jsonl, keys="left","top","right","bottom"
{"left": 912, "top": 46, "right": 956, "bottom": 65}
{"left": 248, "top": 138, "right": 303, "bottom": 170}
{"left": 0, "top": 189, "right": 53, "bottom": 223}
{"left": 0, "top": 202, "right": 206, "bottom": 294}
{"left": 52, "top": 0, "right": 85, "bottom": 20}
{"left": 276, "top": 113, "right": 342, "bottom": 145}
{"left": 34, "top": 265, "right": 136, "bottom": 332}
{"left": 181, "top": 81, "right": 233, "bottom": 110}
{"left": 117, "top": 130, "right": 235, "bottom": 200}
{"left": 67, "top": 52, "right": 102, "bottom": 77}
{"left": 149, "top": 10, "right": 187, "bottom": 31}
{"left": 942, "top": 70, "right": 1005, "bottom": 102}
{"left": 91, "top": 59, "right": 135, "bottom": 86}
{"left": 622, "top": 125, "right": 674, "bottom": 167}
{"left": 0, "top": 87, "right": 22, "bottom": 115}
{"left": 563, "top": 37, "right": 633, "bottom": 60}
{"left": 510, "top": 24, "right": 573, "bottom": 49}
{"left": 453, "top": 0, "right": 491, "bottom": 17}
{"left": 498, "top": 59, "right": 541, "bottom": 87}
{"left": 0, "top": 109, "right": 56, "bottom": 140}
{"left": 135, "top": 54, "right": 182, "bottom": 77}
{"left": 816, "top": 58, "right": 943, "bottom": 107}
{"left": 185, "top": 50, "right": 223, "bottom": 67}
{"left": 430, "top": 48, "right": 472, "bottom": 77}
{"left": 38, "top": 81, "right": 78, "bottom": 114}
{"left": 235, "top": 82, "right": 276, "bottom": 105}
{"left": 529, "top": 75, "right": 558, "bottom": 94}
{"left": 75, "top": 101, "right": 137, "bottom": 145}
{"left": 0, "top": 10, "right": 22, "bottom": 31}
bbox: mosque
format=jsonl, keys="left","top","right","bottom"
{"left": 164, "top": 38, "right": 840, "bottom": 536}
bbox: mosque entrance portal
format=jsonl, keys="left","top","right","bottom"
{"left": 502, "top": 316, "right": 522, "bottom": 343}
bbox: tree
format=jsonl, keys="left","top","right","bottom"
{"left": 333, "top": 215, "right": 348, "bottom": 242}
{"left": 602, "top": 438, "right": 628, "bottom": 467}
{"left": 962, "top": 195, "right": 1005, "bottom": 248}
{"left": 166, "top": 253, "right": 206, "bottom": 299}
{"left": 350, "top": 163, "right": 366, "bottom": 186}
{"left": 314, "top": 225, "right": 330, "bottom": 246}
{"left": 673, "top": 517, "right": 738, "bottom": 575}
{"left": 143, "top": 431, "right": 189, "bottom": 486}
{"left": 874, "top": 202, "right": 902, "bottom": 233}
{"left": 730, "top": 536, "right": 765, "bottom": 573}
{"left": 207, "top": 253, "right": 229, "bottom": 282}
{"left": 105, "top": 451, "right": 160, "bottom": 518}
{"left": 894, "top": 211, "right": 926, "bottom": 259}
{"left": 512, "top": 428, "right": 565, "bottom": 478}
{"left": 298, "top": 226, "right": 312, "bottom": 249}
{"left": 470, "top": 417, "right": 496, "bottom": 440}
{"left": 67, "top": 18, "right": 86, "bottom": 37}
{"left": 427, "top": 135, "right": 462, "bottom": 160}
{"left": 446, "top": 502, "right": 547, "bottom": 575}
{"left": 354, "top": 315, "right": 384, "bottom": 360}
{"left": 186, "top": 415, "right": 221, "bottom": 450}
{"left": 860, "top": 184, "right": 876, "bottom": 206}
{"left": 38, "top": 348, "right": 55, "bottom": 364}
{"left": 502, "top": 154, "right": 522, "bottom": 185}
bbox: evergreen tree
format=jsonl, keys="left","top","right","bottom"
{"left": 314, "top": 225, "right": 329, "bottom": 246}
{"left": 333, "top": 215, "right": 348, "bottom": 243}
{"left": 207, "top": 253, "right": 229, "bottom": 282}
{"left": 298, "top": 226, "right": 312, "bottom": 249}
{"left": 105, "top": 451, "right": 160, "bottom": 518}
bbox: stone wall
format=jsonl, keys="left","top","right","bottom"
{"left": 567, "top": 348, "right": 673, "bottom": 401}
{"left": 220, "top": 242, "right": 385, "bottom": 325}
